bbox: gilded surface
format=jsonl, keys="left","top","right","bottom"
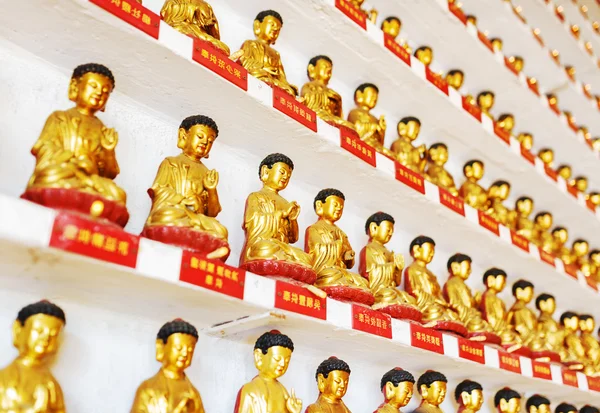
{"left": 479, "top": 275, "right": 520, "bottom": 346}
{"left": 486, "top": 183, "right": 511, "bottom": 226}
{"left": 459, "top": 162, "right": 488, "bottom": 211}
{"left": 444, "top": 266, "right": 492, "bottom": 333}
{"left": 425, "top": 144, "right": 458, "bottom": 195}
{"left": 306, "top": 370, "right": 351, "bottom": 413}
{"left": 348, "top": 86, "right": 393, "bottom": 157}
{"left": 506, "top": 302, "right": 545, "bottom": 351}
{"left": 390, "top": 119, "right": 426, "bottom": 173}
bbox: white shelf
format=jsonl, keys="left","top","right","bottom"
{"left": 553, "top": 0, "right": 600, "bottom": 59}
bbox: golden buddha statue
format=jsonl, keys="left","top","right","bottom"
{"left": 240, "top": 154, "right": 316, "bottom": 284}
{"left": 231, "top": 10, "right": 297, "bottom": 96}
{"left": 414, "top": 46, "right": 434, "bottom": 67}
{"left": 490, "top": 38, "right": 503, "bottom": 52}
{"left": 416, "top": 371, "right": 447, "bottom": 413}
{"left": 235, "top": 331, "right": 302, "bottom": 413}
{"left": 532, "top": 212, "right": 553, "bottom": 254}
{"left": 359, "top": 212, "right": 422, "bottom": 321}
{"left": 570, "top": 176, "right": 588, "bottom": 193}
{"left": 590, "top": 249, "right": 600, "bottom": 283}
{"left": 557, "top": 164, "right": 572, "bottom": 181}
{"left": 510, "top": 196, "right": 535, "bottom": 239}
{"left": 508, "top": 56, "right": 524, "bottom": 74}
{"left": 572, "top": 239, "right": 594, "bottom": 280}
{"left": 476, "top": 91, "right": 495, "bottom": 118}
{"left": 579, "top": 315, "right": 600, "bottom": 376}
{"left": 390, "top": 117, "right": 426, "bottom": 173}
{"left": 537, "top": 148, "right": 554, "bottom": 169}
{"left": 517, "top": 132, "right": 533, "bottom": 151}
{"left": 593, "top": 137, "right": 600, "bottom": 152}
{"left": 306, "top": 357, "right": 352, "bottom": 413}
{"left": 494, "top": 388, "right": 521, "bottom": 413}
{"left": 535, "top": 293, "right": 566, "bottom": 356}
{"left": 459, "top": 160, "right": 489, "bottom": 211}
{"left": 555, "top": 403, "right": 577, "bottom": 413}
{"left": 131, "top": 319, "right": 205, "bottom": 413}
{"left": 589, "top": 193, "right": 600, "bottom": 207}
{"left": 349, "top": 0, "right": 377, "bottom": 24}
{"left": 525, "top": 395, "right": 551, "bottom": 413}
{"left": 445, "top": 70, "right": 464, "bottom": 90}
{"left": 0, "top": 301, "right": 66, "bottom": 413}
{"left": 381, "top": 16, "right": 412, "bottom": 53}
{"left": 580, "top": 407, "right": 600, "bottom": 413}
{"left": 306, "top": 189, "right": 374, "bottom": 305}
{"left": 141, "top": 115, "right": 229, "bottom": 260}
{"left": 560, "top": 312, "right": 587, "bottom": 370}
{"left": 444, "top": 254, "right": 499, "bottom": 343}
{"left": 347, "top": 84, "right": 393, "bottom": 157}
{"left": 23, "top": 63, "right": 129, "bottom": 227}
{"left": 479, "top": 268, "right": 523, "bottom": 353}
{"left": 425, "top": 143, "right": 459, "bottom": 195}
{"left": 546, "top": 93, "right": 559, "bottom": 109}
{"left": 404, "top": 236, "right": 465, "bottom": 335}
{"left": 496, "top": 114, "right": 515, "bottom": 135}
{"left": 455, "top": 380, "right": 484, "bottom": 413}
{"left": 565, "top": 66, "right": 576, "bottom": 80}
{"left": 486, "top": 180, "right": 511, "bottom": 226}
{"left": 374, "top": 368, "right": 414, "bottom": 413}
{"left": 551, "top": 226, "right": 576, "bottom": 265}
{"left": 301, "top": 56, "right": 355, "bottom": 130}
{"left": 580, "top": 126, "right": 591, "bottom": 142}
{"left": 160, "top": 0, "right": 230, "bottom": 55}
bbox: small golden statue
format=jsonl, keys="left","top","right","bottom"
{"left": 455, "top": 380, "right": 484, "bottom": 413}
{"left": 590, "top": 249, "right": 600, "bottom": 282}
{"left": 359, "top": 212, "right": 422, "bottom": 321}
{"left": 349, "top": 0, "right": 377, "bottom": 24}
{"left": 443, "top": 254, "right": 500, "bottom": 344}
{"left": 552, "top": 227, "right": 576, "bottom": 265}
{"left": 445, "top": 70, "right": 465, "bottom": 90}
{"left": 525, "top": 395, "right": 550, "bottom": 413}
{"left": 589, "top": 192, "right": 600, "bottom": 207}
{"left": 374, "top": 368, "right": 415, "bottom": 413}
{"left": 566, "top": 66, "right": 577, "bottom": 80}
{"left": 532, "top": 212, "right": 553, "bottom": 254}
{"left": 231, "top": 10, "right": 297, "bottom": 96}
{"left": 476, "top": 91, "right": 495, "bottom": 118}
{"left": 416, "top": 371, "right": 447, "bottom": 413}
{"left": 381, "top": 17, "right": 412, "bottom": 53}
{"left": 535, "top": 293, "right": 566, "bottom": 357}
{"left": 459, "top": 160, "right": 489, "bottom": 211}
{"left": 306, "top": 189, "right": 374, "bottom": 305}
{"left": 22, "top": 63, "right": 129, "bottom": 227}
{"left": 466, "top": 15, "right": 477, "bottom": 26}
{"left": 496, "top": 114, "right": 515, "bottom": 135}
{"left": 240, "top": 154, "right": 316, "bottom": 284}
{"left": 580, "top": 406, "right": 600, "bottom": 413}
{"left": 555, "top": 403, "right": 577, "bottom": 413}
{"left": 235, "top": 330, "right": 302, "bottom": 413}
{"left": 160, "top": 0, "right": 230, "bottom": 55}
{"left": 0, "top": 301, "right": 66, "bottom": 412}
{"left": 507, "top": 56, "right": 524, "bottom": 74}
{"left": 579, "top": 315, "right": 600, "bottom": 376}
{"left": 141, "top": 115, "right": 229, "bottom": 260}
{"left": 490, "top": 38, "right": 503, "bottom": 52}
{"left": 560, "top": 312, "right": 587, "bottom": 370}
{"left": 486, "top": 180, "right": 511, "bottom": 226}
{"left": 425, "top": 143, "right": 459, "bottom": 195}
{"left": 570, "top": 176, "right": 588, "bottom": 193}
{"left": 517, "top": 133, "right": 533, "bottom": 151}
{"left": 537, "top": 148, "right": 554, "bottom": 169}
{"left": 572, "top": 239, "right": 595, "bottom": 284}
{"left": 546, "top": 93, "right": 559, "bottom": 109}
{"left": 306, "top": 357, "right": 352, "bottom": 413}
{"left": 301, "top": 56, "right": 355, "bottom": 130}
{"left": 414, "top": 46, "right": 433, "bottom": 67}
{"left": 347, "top": 84, "right": 393, "bottom": 157}
{"left": 390, "top": 117, "right": 426, "bottom": 173}
{"left": 494, "top": 388, "right": 521, "bottom": 413}
{"left": 593, "top": 137, "right": 600, "bottom": 152}
{"left": 510, "top": 196, "right": 535, "bottom": 239}
{"left": 557, "top": 164, "right": 572, "bottom": 181}
{"left": 131, "top": 319, "right": 205, "bottom": 413}
{"left": 403, "top": 236, "right": 466, "bottom": 335}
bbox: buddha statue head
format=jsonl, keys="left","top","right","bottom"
{"left": 535, "top": 293, "right": 556, "bottom": 316}
{"left": 572, "top": 238, "right": 590, "bottom": 258}
{"left": 417, "top": 370, "right": 447, "bottom": 407}
{"left": 463, "top": 160, "right": 485, "bottom": 182}
{"left": 380, "top": 368, "right": 415, "bottom": 408}
{"left": 483, "top": 267, "right": 508, "bottom": 293}
{"left": 572, "top": 176, "right": 588, "bottom": 192}
{"left": 253, "top": 10, "right": 283, "bottom": 45}
{"left": 466, "top": 15, "right": 477, "bottom": 26}
{"left": 447, "top": 253, "right": 472, "bottom": 281}
{"left": 427, "top": 143, "right": 450, "bottom": 166}
{"left": 315, "top": 356, "right": 351, "bottom": 402}
{"left": 508, "top": 56, "right": 524, "bottom": 73}
{"left": 537, "top": 148, "right": 554, "bottom": 166}
{"left": 476, "top": 91, "right": 495, "bottom": 113}
{"left": 455, "top": 380, "right": 484, "bottom": 412}
{"left": 565, "top": 65, "right": 576, "bottom": 80}
{"left": 12, "top": 300, "right": 66, "bottom": 364}
{"left": 494, "top": 388, "right": 521, "bottom": 413}
{"left": 560, "top": 311, "right": 580, "bottom": 333}
{"left": 445, "top": 70, "right": 465, "bottom": 90}
{"left": 556, "top": 403, "right": 578, "bottom": 413}
{"left": 259, "top": 153, "right": 295, "bottom": 192}
{"left": 515, "top": 196, "right": 534, "bottom": 217}
{"left": 366, "top": 212, "right": 396, "bottom": 245}
{"left": 511, "top": 279, "right": 534, "bottom": 304}
{"left": 534, "top": 211, "right": 553, "bottom": 231}
{"left": 397, "top": 117, "right": 421, "bottom": 141}
{"left": 156, "top": 319, "right": 198, "bottom": 376}
{"left": 307, "top": 55, "right": 333, "bottom": 85}
{"left": 579, "top": 314, "right": 595, "bottom": 334}
{"left": 490, "top": 38, "right": 503, "bottom": 52}
{"left": 593, "top": 137, "right": 600, "bottom": 152}
{"left": 414, "top": 46, "right": 433, "bottom": 66}
{"left": 526, "top": 394, "right": 551, "bottom": 413}
{"left": 68, "top": 63, "right": 115, "bottom": 115}
{"left": 579, "top": 126, "right": 591, "bottom": 141}
{"left": 354, "top": 83, "right": 380, "bottom": 110}
{"left": 550, "top": 49, "right": 560, "bottom": 62}
{"left": 517, "top": 132, "right": 534, "bottom": 151}
{"left": 253, "top": 330, "right": 295, "bottom": 379}
{"left": 497, "top": 114, "right": 515, "bottom": 134}
{"left": 589, "top": 192, "right": 600, "bottom": 206}
{"left": 410, "top": 236, "right": 436, "bottom": 264}
{"left": 546, "top": 93, "right": 558, "bottom": 107}
{"left": 177, "top": 115, "right": 219, "bottom": 161}
{"left": 528, "top": 77, "right": 538, "bottom": 90}
{"left": 551, "top": 226, "right": 568, "bottom": 247}
{"left": 580, "top": 406, "right": 600, "bottom": 413}
{"left": 557, "top": 164, "right": 572, "bottom": 180}
{"left": 314, "top": 188, "right": 346, "bottom": 224}
{"left": 488, "top": 180, "right": 511, "bottom": 201}
{"left": 381, "top": 16, "right": 401, "bottom": 39}
{"left": 590, "top": 249, "right": 600, "bottom": 267}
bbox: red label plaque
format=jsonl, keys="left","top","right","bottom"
{"left": 504, "top": 57, "right": 519, "bottom": 76}
{"left": 180, "top": 251, "right": 245, "bottom": 299}
{"left": 586, "top": 276, "right": 599, "bottom": 291}
{"left": 493, "top": 123, "right": 511, "bottom": 144}
{"left": 538, "top": 248, "right": 556, "bottom": 267}
{"left": 564, "top": 263, "right": 579, "bottom": 279}
{"left": 89, "top": 0, "right": 160, "bottom": 38}
{"left": 499, "top": 352, "right": 522, "bottom": 374}
{"left": 335, "top": 0, "right": 367, "bottom": 29}
{"left": 586, "top": 199, "right": 597, "bottom": 212}
{"left": 410, "top": 323, "right": 444, "bottom": 354}
{"left": 562, "top": 369, "right": 579, "bottom": 387}
{"left": 439, "top": 188, "right": 465, "bottom": 216}
{"left": 426, "top": 68, "right": 449, "bottom": 95}
{"left": 193, "top": 40, "right": 248, "bottom": 91}
{"left": 510, "top": 231, "right": 530, "bottom": 253}
{"left": 462, "top": 97, "right": 482, "bottom": 122}
{"left": 49, "top": 212, "right": 139, "bottom": 268}
{"left": 520, "top": 147, "right": 535, "bottom": 164}
{"left": 352, "top": 305, "right": 392, "bottom": 338}
{"left": 544, "top": 165, "right": 558, "bottom": 181}
{"left": 458, "top": 337, "right": 485, "bottom": 364}
{"left": 478, "top": 32, "right": 494, "bottom": 52}
{"left": 588, "top": 375, "right": 600, "bottom": 392}
{"left": 532, "top": 360, "right": 552, "bottom": 380}
{"left": 395, "top": 164, "right": 426, "bottom": 194}
{"left": 340, "top": 127, "right": 376, "bottom": 167}
{"left": 527, "top": 78, "right": 540, "bottom": 95}
{"left": 448, "top": 1, "right": 467, "bottom": 24}
{"left": 566, "top": 184, "right": 579, "bottom": 198}
{"left": 275, "top": 281, "right": 326, "bottom": 319}
{"left": 384, "top": 35, "right": 411, "bottom": 66}
{"left": 478, "top": 211, "right": 500, "bottom": 236}
{"left": 273, "top": 87, "right": 317, "bottom": 132}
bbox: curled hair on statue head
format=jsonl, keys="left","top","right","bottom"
{"left": 17, "top": 300, "right": 66, "bottom": 326}
{"left": 156, "top": 319, "right": 198, "bottom": 343}
{"left": 315, "top": 356, "right": 351, "bottom": 381}
{"left": 254, "top": 330, "right": 294, "bottom": 354}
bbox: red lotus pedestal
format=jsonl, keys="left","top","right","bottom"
{"left": 141, "top": 225, "right": 230, "bottom": 261}
{"left": 376, "top": 303, "right": 423, "bottom": 323}
{"left": 423, "top": 320, "right": 468, "bottom": 337}
{"left": 467, "top": 331, "right": 502, "bottom": 345}
{"left": 321, "top": 285, "right": 375, "bottom": 306}
{"left": 241, "top": 259, "right": 317, "bottom": 285}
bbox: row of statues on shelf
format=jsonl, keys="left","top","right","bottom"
{"left": 2, "top": 303, "right": 598, "bottom": 413}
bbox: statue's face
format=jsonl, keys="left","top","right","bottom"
{"left": 158, "top": 333, "right": 196, "bottom": 373}
{"left": 566, "top": 66, "right": 576, "bottom": 77}
{"left": 575, "top": 177, "right": 588, "bottom": 192}
{"left": 13, "top": 314, "right": 64, "bottom": 361}
{"left": 477, "top": 93, "right": 494, "bottom": 109}
{"left": 445, "top": 71, "right": 464, "bottom": 89}
{"left": 499, "top": 115, "right": 515, "bottom": 131}
{"left": 531, "top": 404, "right": 551, "bottom": 413}
{"left": 309, "top": 58, "right": 333, "bottom": 83}
{"left": 254, "top": 345, "right": 292, "bottom": 379}
{"left": 385, "top": 381, "right": 413, "bottom": 407}
{"left": 538, "top": 297, "right": 555, "bottom": 314}
{"left": 381, "top": 19, "right": 401, "bottom": 39}
{"left": 580, "top": 317, "right": 595, "bottom": 333}
{"left": 421, "top": 381, "right": 446, "bottom": 405}
{"left": 538, "top": 149, "right": 554, "bottom": 165}
{"left": 429, "top": 145, "right": 449, "bottom": 165}
{"left": 397, "top": 120, "right": 420, "bottom": 141}
{"left": 416, "top": 47, "right": 433, "bottom": 66}
{"left": 518, "top": 133, "right": 533, "bottom": 150}
{"left": 462, "top": 389, "right": 484, "bottom": 411}
{"left": 535, "top": 213, "right": 552, "bottom": 230}
{"left": 180, "top": 124, "right": 216, "bottom": 160}
{"left": 552, "top": 228, "right": 568, "bottom": 244}
{"left": 500, "top": 398, "right": 521, "bottom": 413}
{"left": 319, "top": 370, "right": 349, "bottom": 400}
{"left": 70, "top": 72, "right": 113, "bottom": 112}
{"left": 547, "top": 94, "right": 558, "bottom": 106}
{"left": 557, "top": 165, "right": 572, "bottom": 180}
{"left": 261, "top": 162, "right": 292, "bottom": 191}
{"left": 451, "top": 260, "right": 471, "bottom": 280}
{"left": 355, "top": 86, "right": 379, "bottom": 109}
{"left": 255, "top": 15, "right": 282, "bottom": 44}
{"left": 510, "top": 57, "right": 524, "bottom": 73}
{"left": 412, "top": 242, "right": 435, "bottom": 264}
{"left": 491, "top": 38, "right": 503, "bottom": 51}
{"left": 371, "top": 220, "right": 394, "bottom": 244}
{"left": 589, "top": 193, "right": 600, "bottom": 206}
{"left": 573, "top": 240, "right": 589, "bottom": 257}
{"left": 465, "top": 162, "right": 484, "bottom": 180}
{"left": 563, "top": 316, "right": 579, "bottom": 331}
{"left": 317, "top": 195, "right": 345, "bottom": 222}
{"left": 487, "top": 274, "right": 506, "bottom": 292}
{"left": 515, "top": 286, "right": 533, "bottom": 303}
{"left": 590, "top": 252, "right": 600, "bottom": 265}
{"left": 516, "top": 198, "right": 533, "bottom": 215}
{"left": 496, "top": 183, "right": 510, "bottom": 201}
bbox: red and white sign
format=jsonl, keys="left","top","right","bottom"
{"left": 274, "top": 281, "right": 326, "bottom": 320}
{"left": 458, "top": 337, "right": 485, "bottom": 364}
{"left": 273, "top": 87, "right": 317, "bottom": 132}
{"left": 352, "top": 305, "right": 392, "bottom": 338}
{"left": 89, "top": 0, "right": 160, "bottom": 39}
{"left": 396, "top": 164, "right": 426, "bottom": 194}
{"left": 478, "top": 211, "right": 500, "bottom": 236}
{"left": 532, "top": 360, "right": 552, "bottom": 380}
{"left": 499, "top": 351, "right": 522, "bottom": 374}
{"left": 410, "top": 323, "right": 444, "bottom": 354}
{"left": 340, "top": 128, "right": 377, "bottom": 167}
{"left": 193, "top": 40, "right": 248, "bottom": 91}
{"left": 180, "top": 251, "right": 245, "bottom": 299}
{"left": 335, "top": 0, "right": 367, "bottom": 29}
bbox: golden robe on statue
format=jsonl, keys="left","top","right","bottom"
{"left": 130, "top": 370, "right": 205, "bottom": 413}
{"left": 300, "top": 82, "right": 355, "bottom": 130}
{"left": 235, "top": 376, "right": 293, "bottom": 413}
{"left": 306, "top": 395, "right": 352, "bottom": 413}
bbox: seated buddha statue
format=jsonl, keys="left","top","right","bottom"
{"left": 476, "top": 91, "right": 495, "bottom": 119}
{"left": 240, "top": 153, "right": 316, "bottom": 284}
{"left": 490, "top": 38, "right": 503, "bottom": 52}
{"left": 455, "top": 380, "right": 484, "bottom": 413}
{"left": 235, "top": 331, "right": 302, "bottom": 413}
{"left": 557, "top": 164, "right": 572, "bottom": 181}
{"left": 349, "top": 0, "right": 378, "bottom": 24}
{"left": 389, "top": 117, "right": 426, "bottom": 173}
{"left": 374, "top": 368, "right": 415, "bottom": 413}
{"left": 306, "top": 357, "right": 353, "bottom": 413}
{"left": 443, "top": 253, "right": 500, "bottom": 344}
{"left": 496, "top": 114, "right": 515, "bottom": 136}
{"left": 564, "top": 111, "right": 577, "bottom": 129}
{"left": 23, "top": 63, "right": 128, "bottom": 227}
{"left": 579, "top": 315, "right": 600, "bottom": 376}
{"left": 535, "top": 293, "right": 567, "bottom": 358}
{"left": 546, "top": 93, "right": 559, "bottom": 110}
{"left": 414, "top": 46, "right": 433, "bottom": 67}
{"left": 231, "top": 10, "right": 297, "bottom": 96}
{"left": 590, "top": 249, "right": 600, "bottom": 283}
{"left": 537, "top": 148, "right": 554, "bottom": 169}
{"left": 551, "top": 227, "right": 576, "bottom": 265}
{"left": 486, "top": 180, "right": 511, "bottom": 226}
{"left": 380, "top": 16, "right": 412, "bottom": 53}
{"left": 359, "top": 212, "right": 422, "bottom": 321}
{"left": 301, "top": 55, "right": 355, "bottom": 130}
{"left": 532, "top": 212, "right": 553, "bottom": 254}
{"left": 403, "top": 236, "right": 466, "bottom": 335}
{"left": 572, "top": 239, "right": 596, "bottom": 284}
{"left": 560, "top": 312, "right": 587, "bottom": 371}
{"left": 517, "top": 133, "right": 534, "bottom": 151}
{"left": 142, "top": 115, "right": 229, "bottom": 260}
{"left": 0, "top": 301, "right": 66, "bottom": 413}
{"left": 131, "top": 319, "right": 205, "bottom": 413}
{"left": 507, "top": 56, "right": 524, "bottom": 74}
{"left": 593, "top": 137, "right": 600, "bottom": 152}
{"left": 494, "top": 388, "right": 521, "bottom": 413}
{"left": 347, "top": 83, "right": 394, "bottom": 157}
{"left": 459, "top": 160, "right": 488, "bottom": 211}
{"left": 445, "top": 69, "right": 465, "bottom": 90}
{"left": 588, "top": 192, "right": 600, "bottom": 207}
{"left": 160, "top": 0, "right": 230, "bottom": 55}
{"left": 509, "top": 196, "right": 535, "bottom": 239}
{"left": 425, "top": 143, "right": 459, "bottom": 196}
{"left": 570, "top": 176, "right": 588, "bottom": 193}
{"left": 416, "top": 371, "right": 448, "bottom": 413}
{"left": 306, "top": 189, "right": 374, "bottom": 305}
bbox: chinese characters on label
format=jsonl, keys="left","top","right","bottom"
{"left": 193, "top": 40, "right": 248, "bottom": 91}
{"left": 478, "top": 211, "right": 500, "bottom": 236}
{"left": 426, "top": 69, "right": 449, "bottom": 95}
{"left": 340, "top": 128, "right": 377, "bottom": 167}
{"left": 538, "top": 248, "right": 556, "bottom": 267}
{"left": 384, "top": 35, "right": 411, "bottom": 66}
{"left": 510, "top": 231, "right": 530, "bottom": 253}
{"left": 180, "top": 251, "right": 245, "bottom": 299}
{"left": 90, "top": 0, "right": 159, "bottom": 38}
{"left": 410, "top": 324, "right": 444, "bottom": 354}
{"left": 562, "top": 369, "right": 579, "bottom": 387}
{"left": 395, "top": 164, "right": 425, "bottom": 194}
{"left": 275, "top": 281, "right": 326, "bottom": 320}
{"left": 352, "top": 305, "right": 392, "bottom": 338}
{"left": 462, "top": 97, "right": 482, "bottom": 122}
{"left": 532, "top": 361, "right": 552, "bottom": 380}
{"left": 458, "top": 338, "right": 485, "bottom": 364}
{"left": 335, "top": 0, "right": 367, "bottom": 29}
{"left": 499, "top": 352, "right": 521, "bottom": 374}
{"left": 273, "top": 87, "right": 317, "bottom": 132}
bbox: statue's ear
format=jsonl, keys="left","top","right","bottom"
{"left": 68, "top": 78, "right": 79, "bottom": 102}
{"left": 307, "top": 63, "right": 316, "bottom": 80}
{"left": 259, "top": 165, "right": 270, "bottom": 183}
{"left": 177, "top": 128, "right": 187, "bottom": 150}
{"left": 317, "top": 374, "right": 326, "bottom": 393}
{"left": 155, "top": 339, "right": 165, "bottom": 362}
{"left": 315, "top": 200, "right": 324, "bottom": 216}
{"left": 368, "top": 222, "right": 378, "bottom": 237}
{"left": 253, "top": 19, "right": 261, "bottom": 37}
{"left": 12, "top": 320, "right": 22, "bottom": 348}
